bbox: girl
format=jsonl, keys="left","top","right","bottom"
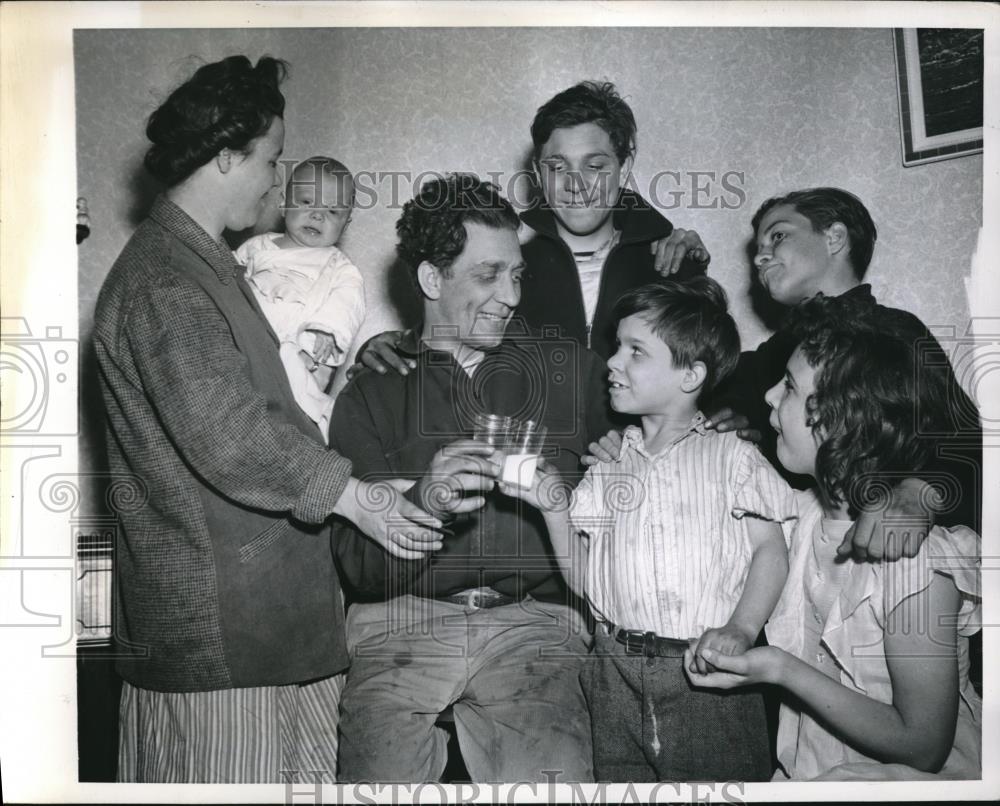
{"left": 684, "top": 295, "right": 981, "bottom": 780}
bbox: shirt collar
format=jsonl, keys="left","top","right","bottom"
{"left": 619, "top": 411, "right": 709, "bottom": 460}
{"left": 149, "top": 195, "right": 242, "bottom": 284}
{"left": 401, "top": 318, "right": 534, "bottom": 361}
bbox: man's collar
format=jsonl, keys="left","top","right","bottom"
{"left": 149, "top": 196, "right": 240, "bottom": 283}
{"left": 520, "top": 189, "right": 674, "bottom": 246}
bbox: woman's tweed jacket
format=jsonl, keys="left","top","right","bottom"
{"left": 94, "top": 197, "right": 354, "bottom": 692}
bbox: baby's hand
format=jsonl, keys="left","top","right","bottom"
{"left": 310, "top": 331, "right": 338, "bottom": 365}
{"left": 689, "top": 624, "right": 754, "bottom": 675}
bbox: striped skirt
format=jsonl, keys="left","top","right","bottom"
{"left": 117, "top": 674, "right": 343, "bottom": 783}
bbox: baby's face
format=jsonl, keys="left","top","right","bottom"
{"left": 282, "top": 170, "right": 354, "bottom": 248}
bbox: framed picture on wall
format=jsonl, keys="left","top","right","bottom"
{"left": 893, "top": 28, "right": 984, "bottom": 167}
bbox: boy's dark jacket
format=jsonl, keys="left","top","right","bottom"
{"left": 517, "top": 189, "right": 705, "bottom": 360}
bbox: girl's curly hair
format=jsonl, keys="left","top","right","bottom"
{"left": 787, "top": 294, "right": 965, "bottom": 516}
{"left": 144, "top": 55, "right": 288, "bottom": 187}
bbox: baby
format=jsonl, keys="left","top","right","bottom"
{"left": 236, "top": 157, "right": 365, "bottom": 438}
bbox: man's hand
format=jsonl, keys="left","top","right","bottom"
{"left": 346, "top": 330, "right": 416, "bottom": 379}
{"left": 704, "top": 407, "right": 762, "bottom": 444}
{"left": 689, "top": 624, "right": 755, "bottom": 675}
{"left": 651, "top": 228, "right": 711, "bottom": 277}
{"left": 414, "top": 440, "right": 501, "bottom": 518}
{"left": 684, "top": 644, "right": 784, "bottom": 689}
{"left": 580, "top": 429, "right": 623, "bottom": 467}
{"left": 838, "top": 477, "right": 936, "bottom": 562}
{"left": 309, "top": 331, "right": 337, "bottom": 365}
{"left": 335, "top": 477, "right": 445, "bottom": 560}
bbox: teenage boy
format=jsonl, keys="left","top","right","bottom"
{"left": 353, "top": 80, "right": 711, "bottom": 373}
{"left": 713, "top": 187, "right": 982, "bottom": 546}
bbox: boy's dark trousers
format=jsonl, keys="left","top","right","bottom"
{"left": 583, "top": 627, "right": 771, "bottom": 782}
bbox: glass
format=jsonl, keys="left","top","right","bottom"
{"left": 472, "top": 413, "right": 512, "bottom": 448}
{"left": 501, "top": 419, "right": 548, "bottom": 488}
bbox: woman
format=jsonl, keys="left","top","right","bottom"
{"left": 93, "top": 55, "right": 441, "bottom": 784}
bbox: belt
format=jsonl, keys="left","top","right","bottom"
{"left": 440, "top": 588, "right": 518, "bottom": 610}
{"left": 607, "top": 623, "right": 690, "bottom": 658}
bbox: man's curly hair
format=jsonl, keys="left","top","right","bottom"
{"left": 786, "top": 294, "right": 963, "bottom": 516}
{"left": 395, "top": 174, "right": 519, "bottom": 289}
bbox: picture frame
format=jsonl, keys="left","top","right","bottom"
{"left": 893, "top": 28, "right": 984, "bottom": 167}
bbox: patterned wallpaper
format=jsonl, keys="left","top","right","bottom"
{"left": 75, "top": 27, "right": 983, "bottom": 484}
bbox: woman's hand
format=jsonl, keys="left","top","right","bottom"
{"left": 334, "top": 477, "right": 445, "bottom": 560}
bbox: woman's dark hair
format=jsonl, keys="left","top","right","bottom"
{"left": 530, "top": 81, "right": 637, "bottom": 164}
{"left": 788, "top": 295, "right": 959, "bottom": 516}
{"left": 144, "top": 55, "right": 288, "bottom": 187}
{"left": 396, "top": 173, "right": 519, "bottom": 288}
{"left": 610, "top": 276, "right": 741, "bottom": 401}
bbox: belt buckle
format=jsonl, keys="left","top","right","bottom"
{"left": 622, "top": 630, "right": 657, "bottom": 657}
{"left": 622, "top": 630, "right": 645, "bottom": 655}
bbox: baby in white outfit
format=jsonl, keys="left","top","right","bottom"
{"left": 236, "top": 157, "right": 365, "bottom": 440}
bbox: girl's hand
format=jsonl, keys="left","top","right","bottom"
{"left": 498, "top": 458, "right": 572, "bottom": 513}
{"left": 683, "top": 644, "right": 784, "bottom": 688}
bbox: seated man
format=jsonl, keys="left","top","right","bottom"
{"left": 331, "top": 174, "right": 610, "bottom": 783}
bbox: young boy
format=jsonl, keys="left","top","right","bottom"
{"left": 505, "top": 276, "right": 795, "bottom": 782}
{"left": 236, "top": 156, "right": 365, "bottom": 438}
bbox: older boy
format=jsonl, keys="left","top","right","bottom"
{"left": 713, "top": 187, "right": 982, "bottom": 544}
{"left": 354, "top": 80, "right": 710, "bottom": 373}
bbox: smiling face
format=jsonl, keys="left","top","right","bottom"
{"left": 423, "top": 222, "right": 524, "bottom": 359}
{"left": 753, "top": 204, "right": 837, "bottom": 306}
{"left": 226, "top": 117, "right": 284, "bottom": 232}
{"left": 283, "top": 168, "right": 354, "bottom": 248}
{"left": 535, "top": 122, "right": 630, "bottom": 239}
{"left": 764, "top": 347, "right": 821, "bottom": 476}
{"left": 606, "top": 314, "right": 691, "bottom": 416}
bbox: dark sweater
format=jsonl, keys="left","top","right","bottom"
{"left": 518, "top": 190, "right": 705, "bottom": 361}
{"left": 330, "top": 325, "right": 612, "bottom": 604}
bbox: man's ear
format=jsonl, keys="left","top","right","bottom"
{"left": 681, "top": 361, "right": 708, "bottom": 394}
{"left": 417, "top": 261, "right": 442, "bottom": 300}
{"left": 825, "top": 221, "right": 849, "bottom": 259}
